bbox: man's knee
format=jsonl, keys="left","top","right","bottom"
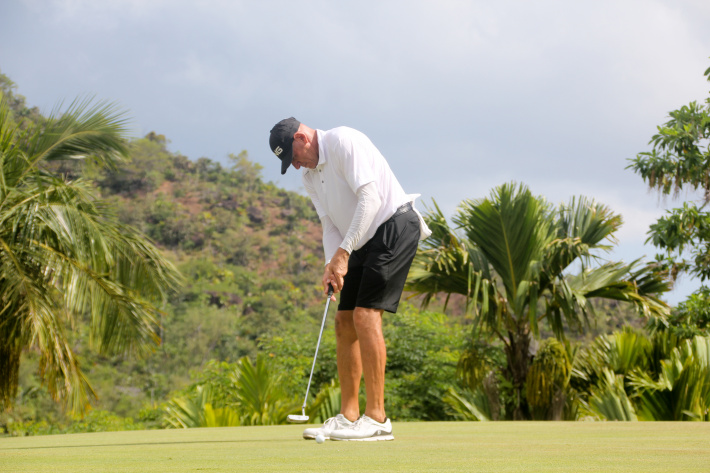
{"left": 335, "top": 310, "right": 356, "bottom": 338}
{"left": 352, "top": 307, "right": 383, "bottom": 334}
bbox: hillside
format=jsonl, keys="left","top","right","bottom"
{"left": 1, "top": 71, "right": 660, "bottom": 433}
{"left": 0, "top": 71, "right": 344, "bottom": 427}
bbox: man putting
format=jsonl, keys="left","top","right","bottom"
{"left": 269, "top": 117, "right": 430, "bottom": 441}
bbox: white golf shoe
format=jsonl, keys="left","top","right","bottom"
{"left": 302, "top": 414, "right": 354, "bottom": 440}
{"left": 329, "top": 415, "right": 394, "bottom": 441}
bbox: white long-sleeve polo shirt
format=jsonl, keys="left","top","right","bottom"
{"left": 302, "top": 126, "right": 411, "bottom": 264}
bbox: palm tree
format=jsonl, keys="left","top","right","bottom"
{"left": 407, "top": 182, "right": 670, "bottom": 419}
{"left": 0, "top": 98, "right": 181, "bottom": 414}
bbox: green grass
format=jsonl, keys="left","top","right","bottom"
{"left": 2, "top": 422, "right": 709, "bottom": 472}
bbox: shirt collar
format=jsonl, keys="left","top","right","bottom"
{"left": 303, "top": 129, "right": 327, "bottom": 177}
{"left": 316, "top": 129, "right": 327, "bottom": 168}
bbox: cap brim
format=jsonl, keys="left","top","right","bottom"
{"left": 280, "top": 152, "right": 292, "bottom": 174}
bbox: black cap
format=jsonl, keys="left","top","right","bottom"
{"left": 269, "top": 117, "right": 301, "bottom": 175}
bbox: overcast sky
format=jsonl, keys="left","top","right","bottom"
{"left": 2, "top": 0, "right": 709, "bottom": 303}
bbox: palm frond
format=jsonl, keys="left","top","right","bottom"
{"left": 232, "top": 355, "right": 300, "bottom": 425}
{"left": 455, "top": 182, "right": 553, "bottom": 314}
{"left": 577, "top": 261, "right": 670, "bottom": 320}
{"left": 629, "top": 336, "right": 710, "bottom": 421}
{"left": 25, "top": 97, "right": 129, "bottom": 166}
{"left": 307, "top": 379, "right": 341, "bottom": 424}
{"left": 585, "top": 368, "right": 638, "bottom": 421}
{"left": 0, "top": 96, "right": 182, "bottom": 414}
{"left": 541, "top": 197, "right": 622, "bottom": 291}
{"left": 442, "top": 386, "right": 492, "bottom": 421}
{"left": 406, "top": 200, "right": 484, "bottom": 307}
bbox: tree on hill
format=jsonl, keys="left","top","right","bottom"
{"left": 0, "top": 71, "right": 42, "bottom": 128}
{"left": 406, "top": 182, "right": 670, "bottom": 419}
{"left": 0, "top": 98, "right": 181, "bottom": 414}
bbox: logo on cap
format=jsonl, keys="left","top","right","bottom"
{"left": 274, "top": 146, "right": 283, "bottom": 156}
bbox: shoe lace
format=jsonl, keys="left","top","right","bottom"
{"left": 324, "top": 415, "right": 352, "bottom": 429}
{"left": 350, "top": 416, "right": 366, "bottom": 431}
{"left": 323, "top": 417, "right": 339, "bottom": 429}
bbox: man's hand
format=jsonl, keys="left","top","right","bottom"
{"left": 323, "top": 247, "right": 350, "bottom": 299}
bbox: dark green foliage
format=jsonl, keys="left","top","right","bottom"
{"left": 260, "top": 304, "right": 463, "bottom": 422}
{"left": 383, "top": 305, "right": 461, "bottom": 421}
{"left": 648, "top": 286, "right": 710, "bottom": 339}
{"left": 99, "top": 136, "right": 167, "bottom": 194}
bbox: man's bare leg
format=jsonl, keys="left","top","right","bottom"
{"left": 334, "top": 310, "right": 361, "bottom": 422}
{"left": 353, "top": 307, "right": 387, "bottom": 423}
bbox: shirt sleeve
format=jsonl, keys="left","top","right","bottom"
{"left": 339, "top": 181, "right": 381, "bottom": 255}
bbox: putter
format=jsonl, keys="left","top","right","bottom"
{"left": 287, "top": 284, "right": 334, "bottom": 423}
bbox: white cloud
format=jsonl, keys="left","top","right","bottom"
{"left": 4, "top": 0, "right": 710, "bottom": 303}
{"left": 22, "top": 0, "right": 167, "bottom": 26}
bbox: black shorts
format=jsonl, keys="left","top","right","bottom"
{"left": 338, "top": 206, "right": 420, "bottom": 314}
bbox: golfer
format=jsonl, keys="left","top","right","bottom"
{"left": 269, "top": 117, "right": 430, "bottom": 441}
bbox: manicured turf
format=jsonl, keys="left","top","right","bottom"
{"left": 2, "top": 421, "right": 709, "bottom": 472}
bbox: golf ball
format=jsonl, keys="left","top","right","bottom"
{"left": 315, "top": 434, "right": 325, "bottom": 444}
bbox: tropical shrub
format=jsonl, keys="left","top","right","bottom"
{"left": 163, "top": 355, "right": 300, "bottom": 427}
{"left": 573, "top": 328, "right": 710, "bottom": 421}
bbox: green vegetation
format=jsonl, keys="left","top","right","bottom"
{"left": 0, "top": 72, "right": 465, "bottom": 434}
{"left": 0, "top": 72, "right": 323, "bottom": 433}
{"left": 0, "top": 95, "right": 181, "bottom": 415}
{"left": 162, "top": 355, "right": 300, "bottom": 428}
{"left": 573, "top": 329, "right": 710, "bottom": 421}
{"left": 627, "top": 65, "right": 710, "bottom": 291}
{"left": 3, "top": 63, "right": 710, "bottom": 437}
{"left": 407, "top": 183, "right": 669, "bottom": 420}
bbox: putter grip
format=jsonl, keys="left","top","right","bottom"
{"left": 327, "top": 283, "right": 334, "bottom": 297}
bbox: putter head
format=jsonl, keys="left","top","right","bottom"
{"left": 287, "top": 414, "right": 309, "bottom": 423}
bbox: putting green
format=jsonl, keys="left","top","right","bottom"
{"left": 1, "top": 421, "right": 709, "bottom": 472}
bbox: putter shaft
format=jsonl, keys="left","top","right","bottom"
{"left": 300, "top": 286, "right": 334, "bottom": 415}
